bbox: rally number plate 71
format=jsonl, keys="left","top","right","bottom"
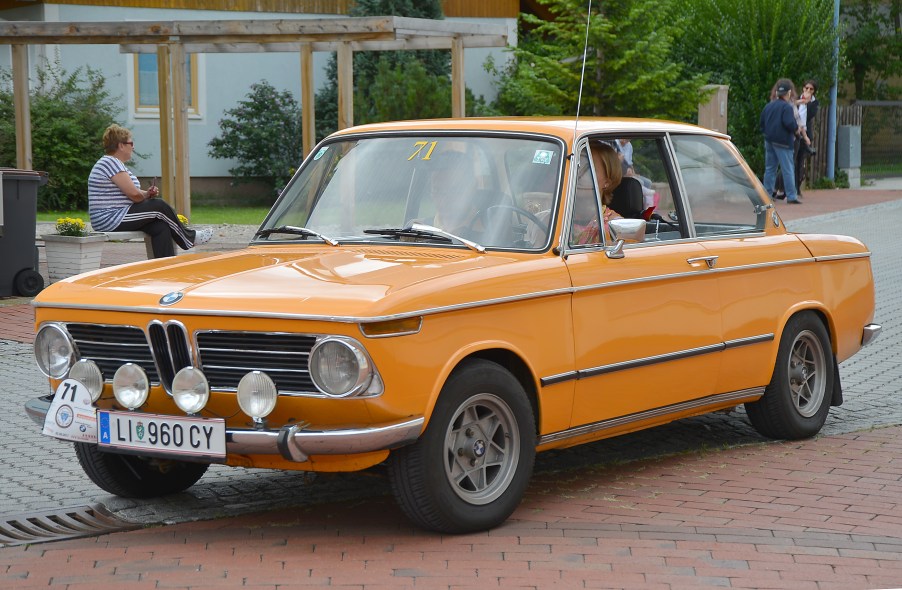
{"left": 98, "top": 410, "right": 226, "bottom": 460}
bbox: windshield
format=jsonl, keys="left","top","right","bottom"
{"left": 257, "top": 134, "right": 563, "bottom": 250}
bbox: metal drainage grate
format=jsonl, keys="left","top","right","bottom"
{"left": 0, "top": 504, "right": 142, "bottom": 547}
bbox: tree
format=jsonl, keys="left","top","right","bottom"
{"left": 208, "top": 81, "right": 303, "bottom": 194}
{"left": 315, "top": 0, "right": 468, "bottom": 139}
{"left": 489, "top": 0, "right": 709, "bottom": 121}
{"left": 0, "top": 61, "right": 121, "bottom": 211}
{"left": 841, "top": 0, "right": 901, "bottom": 100}
{"left": 672, "top": 0, "right": 836, "bottom": 172}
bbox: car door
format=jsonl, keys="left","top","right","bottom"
{"left": 669, "top": 134, "right": 816, "bottom": 395}
{"left": 564, "top": 136, "right": 724, "bottom": 430}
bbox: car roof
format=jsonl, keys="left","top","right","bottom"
{"left": 332, "top": 117, "right": 730, "bottom": 142}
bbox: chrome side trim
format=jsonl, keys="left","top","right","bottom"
{"left": 541, "top": 371, "right": 579, "bottom": 387}
{"left": 724, "top": 333, "right": 775, "bottom": 349}
{"left": 571, "top": 258, "right": 814, "bottom": 296}
{"left": 813, "top": 252, "right": 872, "bottom": 262}
{"left": 861, "top": 323, "right": 882, "bottom": 347}
{"left": 539, "top": 334, "right": 773, "bottom": 387}
{"left": 538, "top": 388, "right": 764, "bottom": 446}
{"left": 579, "top": 342, "right": 725, "bottom": 379}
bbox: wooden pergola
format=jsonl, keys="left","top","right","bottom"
{"left": 0, "top": 17, "right": 508, "bottom": 216}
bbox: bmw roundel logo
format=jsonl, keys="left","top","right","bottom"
{"left": 160, "top": 291, "right": 184, "bottom": 306}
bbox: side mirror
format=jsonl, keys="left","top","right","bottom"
{"left": 609, "top": 218, "right": 646, "bottom": 243}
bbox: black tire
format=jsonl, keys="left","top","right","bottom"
{"left": 745, "top": 312, "right": 834, "bottom": 440}
{"left": 74, "top": 442, "right": 209, "bottom": 498}
{"left": 14, "top": 268, "right": 44, "bottom": 297}
{"left": 388, "top": 359, "right": 536, "bottom": 534}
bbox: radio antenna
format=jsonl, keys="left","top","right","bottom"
{"left": 572, "top": 0, "right": 593, "bottom": 153}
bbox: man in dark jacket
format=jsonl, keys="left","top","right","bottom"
{"left": 760, "top": 79, "right": 800, "bottom": 203}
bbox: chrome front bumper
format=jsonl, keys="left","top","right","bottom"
{"left": 25, "top": 395, "right": 424, "bottom": 462}
{"left": 862, "top": 323, "right": 882, "bottom": 346}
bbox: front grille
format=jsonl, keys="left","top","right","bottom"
{"left": 196, "top": 331, "right": 317, "bottom": 394}
{"left": 67, "top": 324, "right": 160, "bottom": 384}
{"left": 66, "top": 324, "right": 319, "bottom": 396}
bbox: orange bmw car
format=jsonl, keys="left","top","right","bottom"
{"left": 29, "top": 118, "right": 880, "bottom": 533}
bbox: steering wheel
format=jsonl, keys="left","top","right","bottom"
{"left": 470, "top": 204, "right": 549, "bottom": 245}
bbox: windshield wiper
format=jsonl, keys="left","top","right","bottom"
{"left": 364, "top": 223, "right": 485, "bottom": 253}
{"left": 254, "top": 225, "right": 339, "bottom": 246}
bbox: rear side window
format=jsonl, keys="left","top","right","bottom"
{"left": 671, "top": 135, "right": 765, "bottom": 236}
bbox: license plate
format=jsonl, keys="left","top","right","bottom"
{"left": 98, "top": 410, "right": 226, "bottom": 460}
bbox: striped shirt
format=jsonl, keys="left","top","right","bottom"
{"left": 88, "top": 155, "right": 139, "bottom": 231}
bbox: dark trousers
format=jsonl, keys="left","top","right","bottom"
{"left": 114, "top": 199, "right": 196, "bottom": 258}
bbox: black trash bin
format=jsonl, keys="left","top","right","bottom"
{"left": 0, "top": 168, "right": 47, "bottom": 297}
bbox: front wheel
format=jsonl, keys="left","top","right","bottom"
{"left": 388, "top": 359, "right": 536, "bottom": 533}
{"left": 75, "top": 442, "right": 209, "bottom": 498}
{"left": 745, "top": 312, "right": 834, "bottom": 440}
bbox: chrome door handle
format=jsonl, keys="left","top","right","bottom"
{"left": 687, "top": 256, "right": 718, "bottom": 269}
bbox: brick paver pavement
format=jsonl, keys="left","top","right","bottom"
{"left": 2, "top": 426, "right": 901, "bottom": 589}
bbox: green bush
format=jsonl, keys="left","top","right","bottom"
{"left": 810, "top": 169, "right": 850, "bottom": 189}
{"left": 0, "top": 61, "right": 121, "bottom": 211}
{"left": 207, "top": 81, "right": 303, "bottom": 195}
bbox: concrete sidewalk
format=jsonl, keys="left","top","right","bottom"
{"left": 2, "top": 181, "right": 901, "bottom": 589}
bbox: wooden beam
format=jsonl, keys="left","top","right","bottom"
{"left": 11, "top": 45, "right": 32, "bottom": 170}
{"left": 120, "top": 35, "right": 508, "bottom": 55}
{"left": 0, "top": 17, "right": 401, "bottom": 45}
{"left": 156, "top": 44, "right": 174, "bottom": 208}
{"left": 170, "top": 43, "right": 191, "bottom": 219}
{"left": 451, "top": 36, "right": 465, "bottom": 118}
{"left": 337, "top": 42, "right": 353, "bottom": 130}
{"left": 300, "top": 44, "right": 316, "bottom": 157}
{"left": 0, "top": 17, "right": 509, "bottom": 47}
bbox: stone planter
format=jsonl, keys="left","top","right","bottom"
{"left": 42, "top": 233, "right": 107, "bottom": 282}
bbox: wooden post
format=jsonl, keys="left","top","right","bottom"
{"left": 11, "top": 45, "right": 32, "bottom": 170}
{"left": 337, "top": 42, "right": 353, "bottom": 130}
{"left": 451, "top": 36, "right": 465, "bottom": 118}
{"left": 156, "top": 44, "right": 174, "bottom": 207}
{"left": 300, "top": 43, "right": 316, "bottom": 157}
{"left": 170, "top": 43, "right": 191, "bottom": 219}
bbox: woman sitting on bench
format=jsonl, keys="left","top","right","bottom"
{"left": 88, "top": 124, "right": 212, "bottom": 258}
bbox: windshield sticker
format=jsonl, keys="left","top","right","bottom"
{"left": 408, "top": 141, "right": 438, "bottom": 161}
{"left": 533, "top": 150, "right": 554, "bottom": 165}
{"left": 313, "top": 146, "right": 329, "bottom": 161}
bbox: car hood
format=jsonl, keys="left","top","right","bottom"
{"left": 33, "top": 245, "right": 568, "bottom": 320}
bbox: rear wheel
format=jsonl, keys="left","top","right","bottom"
{"left": 388, "top": 359, "right": 536, "bottom": 533}
{"left": 745, "top": 312, "right": 834, "bottom": 439}
{"left": 74, "top": 442, "right": 209, "bottom": 498}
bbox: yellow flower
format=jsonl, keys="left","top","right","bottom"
{"left": 178, "top": 214, "right": 189, "bottom": 226}
{"left": 56, "top": 217, "right": 88, "bottom": 237}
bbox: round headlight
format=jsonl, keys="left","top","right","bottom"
{"left": 34, "top": 324, "right": 75, "bottom": 379}
{"left": 112, "top": 363, "right": 150, "bottom": 410}
{"left": 309, "top": 338, "right": 372, "bottom": 398}
{"left": 68, "top": 359, "right": 104, "bottom": 402}
{"left": 237, "top": 371, "right": 278, "bottom": 420}
{"left": 172, "top": 367, "right": 210, "bottom": 414}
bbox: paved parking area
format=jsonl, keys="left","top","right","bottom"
{"left": 1, "top": 186, "right": 901, "bottom": 588}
